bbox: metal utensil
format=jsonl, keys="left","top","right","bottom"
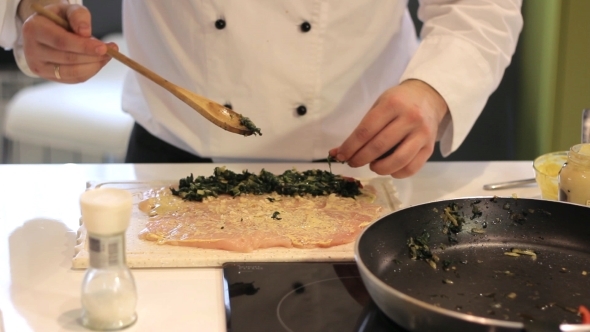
{"left": 582, "top": 109, "right": 590, "bottom": 144}
{"left": 32, "top": 4, "right": 256, "bottom": 136}
{"left": 482, "top": 178, "right": 536, "bottom": 190}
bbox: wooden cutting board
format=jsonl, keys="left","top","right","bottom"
{"left": 72, "top": 177, "right": 401, "bottom": 269}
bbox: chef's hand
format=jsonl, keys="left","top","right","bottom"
{"left": 329, "top": 79, "right": 449, "bottom": 179}
{"left": 19, "top": 2, "right": 116, "bottom": 83}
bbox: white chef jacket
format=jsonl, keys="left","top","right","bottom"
{"left": 1, "top": 0, "right": 523, "bottom": 162}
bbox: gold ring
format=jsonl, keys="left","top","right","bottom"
{"left": 54, "top": 64, "right": 61, "bottom": 80}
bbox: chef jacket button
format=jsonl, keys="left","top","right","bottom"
{"left": 215, "top": 19, "right": 226, "bottom": 30}
{"left": 300, "top": 21, "right": 311, "bottom": 33}
{"left": 223, "top": 103, "right": 232, "bottom": 110}
{"left": 296, "top": 105, "right": 307, "bottom": 116}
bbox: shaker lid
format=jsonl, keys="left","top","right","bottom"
{"left": 80, "top": 188, "right": 133, "bottom": 235}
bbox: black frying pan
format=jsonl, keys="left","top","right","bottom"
{"left": 355, "top": 197, "right": 590, "bottom": 332}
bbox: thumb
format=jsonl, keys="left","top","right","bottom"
{"left": 65, "top": 4, "right": 92, "bottom": 37}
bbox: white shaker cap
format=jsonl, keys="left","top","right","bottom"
{"left": 80, "top": 188, "right": 133, "bottom": 235}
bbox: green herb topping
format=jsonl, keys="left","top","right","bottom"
{"left": 271, "top": 211, "right": 282, "bottom": 220}
{"left": 170, "top": 166, "right": 362, "bottom": 201}
{"left": 239, "top": 115, "right": 262, "bottom": 136}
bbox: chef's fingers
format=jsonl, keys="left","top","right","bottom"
{"left": 365, "top": 103, "right": 438, "bottom": 174}
{"left": 23, "top": 5, "right": 107, "bottom": 57}
{"left": 367, "top": 124, "right": 435, "bottom": 175}
{"left": 333, "top": 80, "right": 447, "bottom": 173}
{"left": 334, "top": 102, "right": 399, "bottom": 163}
{"left": 65, "top": 4, "right": 93, "bottom": 38}
{"left": 29, "top": 19, "right": 107, "bottom": 56}
{"left": 26, "top": 41, "right": 116, "bottom": 82}
{"left": 22, "top": 3, "right": 114, "bottom": 81}
{"left": 42, "top": 57, "right": 112, "bottom": 83}
{"left": 345, "top": 118, "right": 411, "bottom": 168}
{"left": 387, "top": 145, "right": 433, "bottom": 178}
{"left": 341, "top": 88, "right": 433, "bottom": 168}
{"left": 34, "top": 42, "right": 113, "bottom": 65}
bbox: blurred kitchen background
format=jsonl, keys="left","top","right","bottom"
{"left": 1, "top": 0, "right": 588, "bottom": 164}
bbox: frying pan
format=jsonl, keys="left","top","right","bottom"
{"left": 355, "top": 197, "right": 590, "bottom": 332}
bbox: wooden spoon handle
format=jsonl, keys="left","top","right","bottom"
{"left": 31, "top": 3, "right": 68, "bottom": 29}
{"left": 105, "top": 49, "right": 175, "bottom": 90}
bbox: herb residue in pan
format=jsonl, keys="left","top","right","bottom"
{"left": 442, "top": 202, "right": 467, "bottom": 244}
{"left": 408, "top": 198, "right": 535, "bottom": 269}
{"left": 398, "top": 197, "right": 590, "bottom": 324}
{"left": 407, "top": 231, "right": 439, "bottom": 269}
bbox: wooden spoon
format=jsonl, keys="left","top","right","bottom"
{"left": 32, "top": 3, "right": 258, "bottom": 136}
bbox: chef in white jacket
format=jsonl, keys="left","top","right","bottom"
{"left": 0, "top": 0, "right": 522, "bottom": 178}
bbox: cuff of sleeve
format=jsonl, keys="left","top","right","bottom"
{"left": 0, "top": 0, "right": 20, "bottom": 49}
{"left": 10, "top": 0, "right": 84, "bottom": 77}
{"left": 13, "top": 36, "right": 37, "bottom": 77}
{"left": 0, "top": 0, "right": 37, "bottom": 77}
{"left": 399, "top": 35, "right": 494, "bottom": 157}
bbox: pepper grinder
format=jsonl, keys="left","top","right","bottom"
{"left": 79, "top": 188, "right": 137, "bottom": 330}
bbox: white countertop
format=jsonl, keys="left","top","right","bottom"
{"left": 0, "top": 161, "right": 540, "bottom": 332}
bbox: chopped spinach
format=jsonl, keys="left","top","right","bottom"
{"left": 442, "top": 260, "right": 453, "bottom": 271}
{"left": 171, "top": 166, "right": 362, "bottom": 201}
{"left": 510, "top": 211, "right": 527, "bottom": 224}
{"left": 442, "top": 203, "right": 466, "bottom": 243}
{"left": 408, "top": 231, "right": 437, "bottom": 269}
{"left": 238, "top": 115, "right": 262, "bottom": 136}
{"left": 470, "top": 204, "right": 483, "bottom": 219}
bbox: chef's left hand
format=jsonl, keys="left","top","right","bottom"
{"left": 329, "top": 79, "right": 448, "bottom": 179}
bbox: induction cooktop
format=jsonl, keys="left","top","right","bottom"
{"left": 222, "top": 261, "right": 408, "bottom": 332}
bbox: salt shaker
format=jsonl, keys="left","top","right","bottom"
{"left": 79, "top": 188, "right": 137, "bottom": 330}
{"left": 558, "top": 143, "right": 590, "bottom": 206}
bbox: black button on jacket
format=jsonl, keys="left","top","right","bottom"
{"left": 296, "top": 105, "right": 307, "bottom": 116}
{"left": 300, "top": 21, "right": 311, "bottom": 32}
{"left": 215, "top": 19, "right": 226, "bottom": 29}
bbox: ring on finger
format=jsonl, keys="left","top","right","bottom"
{"left": 53, "top": 64, "right": 61, "bottom": 80}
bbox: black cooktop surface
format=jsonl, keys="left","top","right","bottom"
{"left": 222, "top": 262, "right": 408, "bottom": 332}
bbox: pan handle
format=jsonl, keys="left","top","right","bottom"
{"left": 523, "top": 322, "right": 590, "bottom": 332}
{"left": 559, "top": 325, "right": 590, "bottom": 332}
{"left": 523, "top": 321, "right": 561, "bottom": 332}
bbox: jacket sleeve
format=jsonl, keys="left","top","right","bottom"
{"left": 0, "top": 0, "right": 21, "bottom": 49}
{"left": 0, "top": 0, "right": 83, "bottom": 76}
{"left": 399, "top": 0, "right": 523, "bottom": 157}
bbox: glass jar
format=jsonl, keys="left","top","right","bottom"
{"left": 81, "top": 232, "right": 137, "bottom": 330}
{"left": 79, "top": 188, "right": 137, "bottom": 330}
{"left": 533, "top": 151, "right": 568, "bottom": 200}
{"left": 558, "top": 143, "right": 590, "bottom": 206}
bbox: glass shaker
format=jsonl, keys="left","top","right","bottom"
{"left": 79, "top": 188, "right": 138, "bottom": 330}
{"left": 558, "top": 143, "right": 590, "bottom": 206}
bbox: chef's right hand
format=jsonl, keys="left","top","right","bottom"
{"left": 20, "top": 3, "right": 117, "bottom": 83}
